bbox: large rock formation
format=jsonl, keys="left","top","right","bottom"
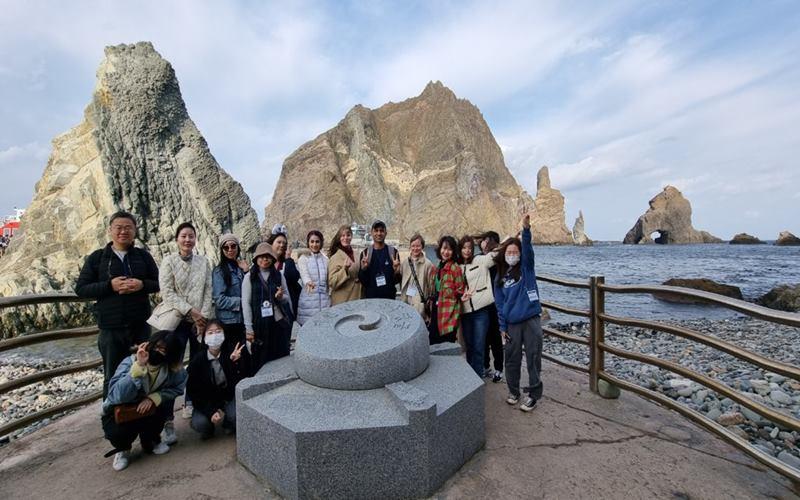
{"left": 572, "top": 210, "right": 592, "bottom": 246}
{"left": 757, "top": 284, "right": 800, "bottom": 312}
{"left": 0, "top": 42, "right": 260, "bottom": 336}
{"left": 531, "top": 167, "right": 572, "bottom": 244}
{"left": 623, "top": 186, "right": 721, "bottom": 244}
{"left": 775, "top": 231, "right": 800, "bottom": 246}
{"left": 653, "top": 278, "right": 743, "bottom": 304}
{"left": 264, "top": 82, "right": 571, "bottom": 244}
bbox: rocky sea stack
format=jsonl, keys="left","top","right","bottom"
{"left": 623, "top": 186, "right": 721, "bottom": 244}
{"left": 264, "top": 81, "right": 571, "bottom": 244}
{"left": 0, "top": 42, "right": 260, "bottom": 336}
{"left": 775, "top": 231, "right": 800, "bottom": 246}
{"left": 729, "top": 233, "right": 765, "bottom": 245}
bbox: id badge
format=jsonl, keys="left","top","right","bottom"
{"left": 526, "top": 289, "right": 539, "bottom": 303}
{"left": 376, "top": 274, "right": 387, "bottom": 287}
{"left": 406, "top": 284, "right": 417, "bottom": 297}
{"left": 261, "top": 300, "right": 274, "bottom": 318}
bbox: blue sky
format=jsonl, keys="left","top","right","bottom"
{"left": 1, "top": 0, "right": 798, "bottom": 240}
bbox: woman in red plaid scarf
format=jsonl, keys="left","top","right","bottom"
{"left": 427, "top": 235, "right": 465, "bottom": 345}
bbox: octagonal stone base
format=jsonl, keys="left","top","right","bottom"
{"left": 236, "top": 349, "right": 484, "bottom": 500}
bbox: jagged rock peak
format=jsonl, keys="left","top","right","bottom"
{"left": 623, "top": 186, "right": 721, "bottom": 244}
{"left": 0, "top": 41, "right": 260, "bottom": 333}
{"left": 572, "top": 210, "right": 592, "bottom": 246}
{"left": 537, "top": 166, "right": 552, "bottom": 191}
{"left": 265, "top": 82, "right": 551, "bottom": 243}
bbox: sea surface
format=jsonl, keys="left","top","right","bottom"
{"left": 4, "top": 243, "right": 798, "bottom": 364}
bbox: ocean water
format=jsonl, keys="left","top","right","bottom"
{"left": 427, "top": 242, "right": 800, "bottom": 322}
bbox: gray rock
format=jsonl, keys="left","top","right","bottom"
{"left": 777, "top": 450, "right": 800, "bottom": 469}
{"left": 705, "top": 407, "right": 722, "bottom": 422}
{"left": 769, "top": 390, "right": 793, "bottom": 405}
{"left": 237, "top": 300, "right": 485, "bottom": 500}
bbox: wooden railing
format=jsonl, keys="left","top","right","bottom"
{"left": 1, "top": 280, "right": 799, "bottom": 483}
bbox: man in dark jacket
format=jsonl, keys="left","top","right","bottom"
{"left": 358, "top": 220, "right": 402, "bottom": 299}
{"left": 75, "top": 211, "right": 160, "bottom": 398}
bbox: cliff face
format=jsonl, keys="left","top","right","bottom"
{"left": 0, "top": 42, "right": 260, "bottom": 335}
{"left": 623, "top": 186, "right": 721, "bottom": 244}
{"left": 264, "top": 82, "right": 571, "bottom": 244}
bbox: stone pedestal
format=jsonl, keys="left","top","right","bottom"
{"left": 236, "top": 299, "right": 485, "bottom": 499}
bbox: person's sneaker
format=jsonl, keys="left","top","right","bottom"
{"left": 181, "top": 404, "right": 193, "bottom": 419}
{"left": 151, "top": 442, "right": 170, "bottom": 455}
{"left": 506, "top": 393, "right": 520, "bottom": 405}
{"left": 492, "top": 371, "right": 503, "bottom": 383}
{"left": 162, "top": 421, "right": 177, "bottom": 445}
{"left": 520, "top": 397, "right": 537, "bottom": 412}
{"left": 484, "top": 367, "right": 493, "bottom": 378}
{"left": 112, "top": 450, "right": 130, "bottom": 471}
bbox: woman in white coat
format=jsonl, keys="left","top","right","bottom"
{"left": 297, "top": 230, "right": 330, "bottom": 325}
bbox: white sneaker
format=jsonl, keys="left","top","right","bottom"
{"left": 112, "top": 450, "right": 130, "bottom": 471}
{"left": 151, "top": 442, "right": 170, "bottom": 455}
{"left": 181, "top": 404, "right": 193, "bottom": 419}
{"left": 162, "top": 421, "right": 177, "bottom": 445}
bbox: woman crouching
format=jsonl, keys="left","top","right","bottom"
{"left": 186, "top": 320, "right": 246, "bottom": 439}
{"left": 101, "top": 330, "right": 186, "bottom": 471}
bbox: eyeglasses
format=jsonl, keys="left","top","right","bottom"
{"left": 222, "top": 244, "right": 238, "bottom": 250}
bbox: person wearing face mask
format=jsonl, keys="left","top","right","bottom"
{"left": 242, "top": 242, "right": 294, "bottom": 372}
{"left": 400, "top": 233, "right": 434, "bottom": 321}
{"left": 327, "top": 225, "right": 362, "bottom": 305}
{"left": 297, "top": 230, "right": 330, "bottom": 325}
{"left": 157, "top": 221, "right": 214, "bottom": 443}
{"left": 493, "top": 213, "right": 543, "bottom": 413}
{"left": 101, "top": 330, "right": 186, "bottom": 471}
{"left": 427, "top": 235, "right": 465, "bottom": 345}
{"left": 186, "top": 320, "right": 246, "bottom": 439}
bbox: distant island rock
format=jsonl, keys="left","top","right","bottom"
{"left": 757, "top": 283, "right": 800, "bottom": 312}
{"left": 0, "top": 42, "right": 260, "bottom": 335}
{"left": 572, "top": 210, "right": 592, "bottom": 246}
{"left": 729, "top": 233, "right": 765, "bottom": 245}
{"left": 654, "top": 278, "right": 743, "bottom": 304}
{"left": 623, "top": 186, "right": 722, "bottom": 244}
{"left": 263, "top": 81, "right": 573, "bottom": 244}
{"left": 775, "top": 231, "right": 800, "bottom": 246}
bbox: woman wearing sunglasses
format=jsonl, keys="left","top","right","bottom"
{"left": 212, "top": 234, "right": 251, "bottom": 365}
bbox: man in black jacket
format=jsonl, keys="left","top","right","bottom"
{"left": 358, "top": 220, "right": 402, "bottom": 299}
{"left": 75, "top": 211, "right": 160, "bottom": 398}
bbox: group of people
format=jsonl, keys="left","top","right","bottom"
{"left": 0, "top": 234, "right": 11, "bottom": 257}
{"left": 77, "top": 211, "right": 544, "bottom": 472}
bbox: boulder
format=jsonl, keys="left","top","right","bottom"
{"left": 0, "top": 42, "right": 260, "bottom": 336}
{"left": 572, "top": 210, "right": 593, "bottom": 246}
{"left": 775, "top": 231, "right": 800, "bottom": 246}
{"left": 264, "top": 81, "right": 573, "bottom": 245}
{"left": 623, "top": 186, "right": 721, "bottom": 244}
{"left": 729, "top": 233, "right": 765, "bottom": 245}
{"left": 653, "top": 278, "right": 743, "bottom": 304}
{"left": 757, "top": 284, "right": 800, "bottom": 312}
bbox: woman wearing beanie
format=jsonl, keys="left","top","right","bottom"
{"left": 212, "top": 233, "right": 250, "bottom": 360}
{"left": 494, "top": 212, "right": 543, "bottom": 413}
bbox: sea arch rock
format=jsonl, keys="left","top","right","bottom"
{"left": 623, "top": 186, "right": 721, "bottom": 244}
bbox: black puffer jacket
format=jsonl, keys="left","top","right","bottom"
{"left": 75, "top": 243, "right": 160, "bottom": 329}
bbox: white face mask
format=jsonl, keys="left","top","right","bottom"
{"left": 205, "top": 332, "right": 224, "bottom": 349}
{"left": 505, "top": 254, "right": 520, "bottom": 267}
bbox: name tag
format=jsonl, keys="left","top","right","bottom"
{"left": 527, "top": 289, "right": 539, "bottom": 303}
{"left": 376, "top": 274, "right": 387, "bottom": 287}
{"left": 261, "top": 301, "right": 274, "bottom": 318}
{"left": 406, "top": 284, "right": 417, "bottom": 297}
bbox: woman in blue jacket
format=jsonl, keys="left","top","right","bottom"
{"left": 101, "top": 330, "right": 187, "bottom": 471}
{"left": 212, "top": 233, "right": 250, "bottom": 360}
{"left": 493, "top": 213, "right": 542, "bottom": 412}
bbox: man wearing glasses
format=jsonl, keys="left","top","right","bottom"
{"left": 76, "top": 211, "right": 160, "bottom": 398}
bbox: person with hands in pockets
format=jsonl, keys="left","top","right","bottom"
{"left": 101, "top": 330, "right": 186, "bottom": 471}
{"left": 493, "top": 212, "right": 543, "bottom": 412}
{"left": 186, "top": 320, "right": 246, "bottom": 439}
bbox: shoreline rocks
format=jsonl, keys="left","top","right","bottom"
{"left": 730, "top": 233, "right": 765, "bottom": 245}
{"left": 654, "top": 278, "right": 743, "bottom": 304}
{"left": 544, "top": 317, "right": 800, "bottom": 467}
{"left": 757, "top": 284, "right": 800, "bottom": 312}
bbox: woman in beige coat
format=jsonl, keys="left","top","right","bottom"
{"left": 399, "top": 233, "right": 434, "bottom": 323}
{"left": 327, "top": 225, "right": 362, "bottom": 305}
